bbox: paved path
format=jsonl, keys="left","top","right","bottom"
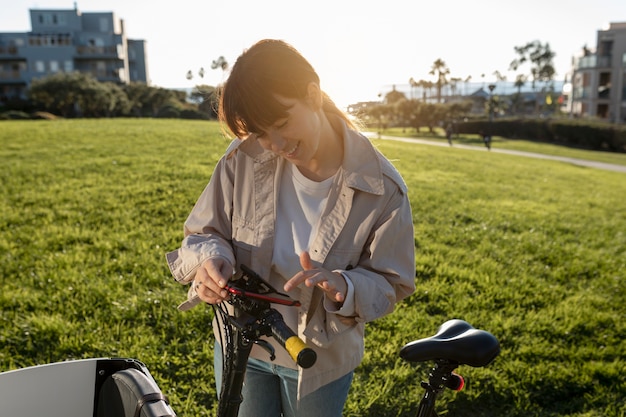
{"left": 376, "top": 135, "right": 626, "bottom": 174}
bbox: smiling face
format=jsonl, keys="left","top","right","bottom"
{"left": 219, "top": 40, "right": 344, "bottom": 180}
{"left": 254, "top": 94, "right": 323, "bottom": 167}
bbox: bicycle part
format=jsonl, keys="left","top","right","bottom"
{"left": 225, "top": 264, "right": 301, "bottom": 306}
{"left": 215, "top": 265, "right": 317, "bottom": 417}
{"left": 400, "top": 320, "right": 500, "bottom": 417}
{"left": 261, "top": 308, "right": 317, "bottom": 368}
{"left": 400, "top": 319, "right": 500, "bottom": 367}
{"left": 415, "top": 360, "right": 462, "bottom": 417}
{"left": 216, "top": 323, "right": 253, "bottom": 417}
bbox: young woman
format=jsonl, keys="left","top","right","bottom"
{"left": 166, "top": 39, "right": 416, "bottom": 417}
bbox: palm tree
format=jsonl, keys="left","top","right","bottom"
{"left": 429, "top": 59, "right": 450, "bottom": 103}
{"left": 463, "top": 75, "right": 472, "bottom": 96}
{"left": 211, "top": 56, "right": 229, "bottom": 71}
{"left": 514, "top": 74, "right": 527, "bottom": 94}
{"left": 512, "top": 74, "right": 527, "bottom": 115}
{"left": 408, "top": 77, "right": 419, "bottom": 100}
{"left": 417, "top": 79, "right": 434, "bottom": 102}
{"left": 449, "top": 77, "right": 462, "bottom": 97}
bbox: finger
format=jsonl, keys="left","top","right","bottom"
{"left": 300, "top": 251, "right": 314, "bottom": 271}
{"left": 196, "top": 265, "right": 229, "bottom": 299}
{"left": 204, "top": 262, "right": 229, "bottom": 288}
{"left": 283, "top": 269, "right": 316, "bottom": 292}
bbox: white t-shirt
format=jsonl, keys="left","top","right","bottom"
{"left": 273, "top": 162, "right": 335, "bottom": 279}
{"left": 254, "top": 162, "right": 354, "bottom": 368}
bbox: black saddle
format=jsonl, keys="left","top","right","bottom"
{"left": 400, "top": 319, "right": 500, "bottom": 367}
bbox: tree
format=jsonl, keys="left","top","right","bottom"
{"left": 408, "top": 77, "right": 419, "bottom": 100}
{"left": 463, "top": 75, "right": 472, "bottom": 95}
{"left": 449, "top": 77, "right": 462, "bottom": 97}
{"left": 511, "top": 74, "right": 528, "bottom": 115}
{"left": 190, "top": 84, "right": 218, "bottom": 118}
{"left": 429, "top": 59, "right": 450, "bottom": 103}
{"left": 384, "top": 86, "right": 407, "bottom": 105}
{"left": 509, "top": 40, "right": 556, "bottom": 90}
{"left": 29, "top": 72, "right": 129, "bottom": 117}
{"left": 211, "top": 56, "right": 229, "bottom": 71}
{"left": 510, "top": 40, "right": 556, "bottom": 115}
{"left": 416, "top": 79, "right": 434, "bottom": 102}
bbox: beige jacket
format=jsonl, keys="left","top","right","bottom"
{"left": 166, "top": 120, "right": 416, "bottom": 398}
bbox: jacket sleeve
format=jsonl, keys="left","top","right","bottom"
{"left": 165, "top": 144, "right": 238, "bottom": 287}
{"left": 342, "top": 184, "right": 415, "bottom": 323}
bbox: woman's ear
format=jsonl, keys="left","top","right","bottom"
{"left": 306, "top": 82, "right": 323, "bottom": 110}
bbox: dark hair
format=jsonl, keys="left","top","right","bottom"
{"left": 219, "top": 39, "right": 356, "bottom": 138}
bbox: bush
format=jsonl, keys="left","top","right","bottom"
{"left": 0, "top": 110, "right": 31, "bottom": 120}
{"left": 456, "top": 118, "right": 626, "bottom": 153}
{"left": 180, "top": 108, "right": 210, "bottom": 120}
{"left": 156, "top": 105, "right": 181, "bottom": 119}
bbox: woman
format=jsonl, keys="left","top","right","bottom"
{"left": 166, "top": 39, "right": 415, "bottom": 417}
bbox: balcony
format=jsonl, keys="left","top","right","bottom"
{"left": 574, "top": 55, "right": 612, "bottom": 70}
{"left": 0, "top": 70, "right": 24, "bottom": 83}
{"left": 0, "top": 46, "right": 19, "bottom": 57}
{"left": 75, "top": 45, "right": 124, "bottom": 60}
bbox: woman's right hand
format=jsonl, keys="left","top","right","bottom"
{"left": 194, "top": 258, "right": 233, "bottom": 304}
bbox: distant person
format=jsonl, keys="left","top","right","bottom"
{"left": 483, "top": 133, "right": 492, "bottom": 150}
{"left": 445, "top": 124, "right": 453, "bottom": 146}
{"left": 166, "top": 39, "right": 416, "bottom": 417}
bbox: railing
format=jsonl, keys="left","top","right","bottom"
{"left": 76, "top": 45, "right": 122, "bottom": 58}
{"left": 574, "top": 55, "right": 612, "bottom": 69}
{"left": 0, "top": 46, "right": 19, "bottom": 55}
{"left": 0, "top": 71, "right": 23, "bottom": 81}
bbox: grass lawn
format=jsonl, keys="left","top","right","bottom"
{"left": 1, "top": 119, "right": 625, "bottom": 416}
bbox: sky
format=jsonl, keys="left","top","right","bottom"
{"left": 2, "top": 0, "right": 626, "bottom": 108}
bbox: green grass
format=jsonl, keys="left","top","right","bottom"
{"left": 1, "top": 119, "right": 625, "bottom": 416}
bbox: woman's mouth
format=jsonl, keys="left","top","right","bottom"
{"left": 284, "top": 142, "right": 299, "bottom": 158}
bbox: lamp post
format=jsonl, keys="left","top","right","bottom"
{"left": 485, "top": 84, "right": 496, "bottom": 150}
{"left": 488, "top": 84, "right": 496, "bottom": 122}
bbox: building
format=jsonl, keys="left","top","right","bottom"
{"left": 570, "top": 22, "right": 626, "bottom": 124}
{"left": 0, "top": 6, "right": 148, "bottom": 103}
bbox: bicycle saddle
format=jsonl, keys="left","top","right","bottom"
{"left": 400, "top": 319, "right": 500, "bottom": 367}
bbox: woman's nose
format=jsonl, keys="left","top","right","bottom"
{"left": 261, "top": 131, "right": 286, "bottom": 153}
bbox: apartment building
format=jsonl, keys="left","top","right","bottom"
{"left": 570, "top": 22, "right": 626, "bottom": 124}
{"left": 0, "top": 7, "right": 148, "bottom": 103}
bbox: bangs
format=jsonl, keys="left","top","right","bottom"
{"left": 219, "top": 39, "right": 319, "bottom": 139}
{"left": 227, "top": 79, "right": 291, "bottom": 137}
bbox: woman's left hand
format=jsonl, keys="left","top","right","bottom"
{"left": 284, "top": 251, "right": 347, "bottom": 304}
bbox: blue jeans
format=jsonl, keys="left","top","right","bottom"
{"left": 214, "top": 344, "right": 353, "bottom": 417}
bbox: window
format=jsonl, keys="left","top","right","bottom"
{"left": 99, "top": 18, "right": 110, "bottom": 32}
{"left": 35, "top": 61, "right": 45, "bottom": 72}
{"left": 64, "top": 60, "right": 73, "bottom": 72}
{"left": 40, "top": 13, "right": 53, "bottom": 25}
{"left": 50, "top": 60, "right": 59, "bottom": 72}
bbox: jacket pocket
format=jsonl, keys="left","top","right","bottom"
{"left": 323, "top": 248, "right": 361, "bottom": 272}
{"left": 304, "top": 308, "right": 358, "bottom": 348}
{"left": 232, "top": 215, "right": 255, "bottom": 270}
